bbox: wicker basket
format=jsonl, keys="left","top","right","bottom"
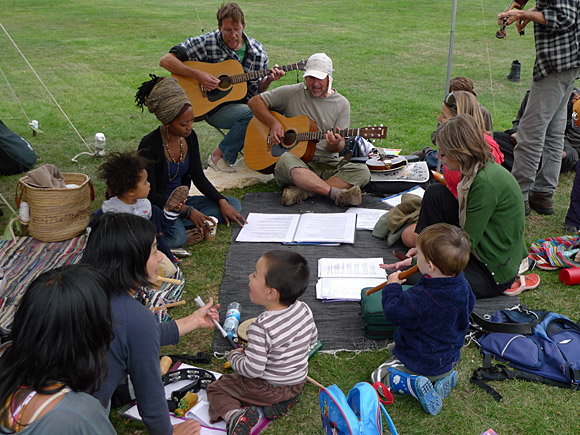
{"left": 17, "top": 172, "right": 94, "bottom": 242}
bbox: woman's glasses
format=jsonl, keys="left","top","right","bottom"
{"left": 444, "top": 92, "right": 457, "bottom": 111}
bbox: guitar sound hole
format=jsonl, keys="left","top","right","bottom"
{"left": 218, "top": 75, "right": 232, "bottom": 90}
{"left": 283, "top": 131, "right": 296, "bottom": 147}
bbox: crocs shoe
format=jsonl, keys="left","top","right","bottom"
{"left": 227, "top": 407, "right": 259, "bottom": 435}
{"left": 434, "top": 370, "right": 458, "bottom": 400}
{"left": 263, "top": 394, "right": 300, "bottom": 420}
{"left": 387, "top": 367, "right": 442, "bottom": 415}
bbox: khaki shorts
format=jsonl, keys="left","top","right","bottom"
{"left": 274, "top": 153, "right": 371, "bottom": 187}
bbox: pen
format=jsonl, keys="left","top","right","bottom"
{"left": 194, "top": 295, "right": 238, "bottom": 349}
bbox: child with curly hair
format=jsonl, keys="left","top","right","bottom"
{"left": 94, "top": 151, "right": 189, "bottom": 268}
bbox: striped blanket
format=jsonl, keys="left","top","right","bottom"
{"left": 0, "top": 236, "right": 87, "bottom": 330}
{"left": 0, "top": 235, "right": 184, "bottom": 331}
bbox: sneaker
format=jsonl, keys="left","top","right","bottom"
{"left": 263, "top": 394, "right": 300, "bottom": 420}
{"left": 433, "top": 370, "right": 458, "bottom": 400}
{"left": 565, "top": 224, "right": 579, "bottom": 234}
{"left": 282, "top": 186, "right": 309, "bottom": 206}
{"left": 335, "top": 185, "right": 362, "bottom": 207}
{"left": 227, "top": 407, "right": 259, "bottom": 435}
{"left": 164, "top": 186, "right": 189, "bottom": 212}
{"left": 170, "top": 247, "right": 192, "bottom": 258}
{"left": 529, "top": 191, "right": 554, "bottom": 215}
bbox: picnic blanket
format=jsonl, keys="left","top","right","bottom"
{"left": 0, "top": 235, "right": 87, "bottom": 330}
{"left": 212, "top": 192, "right": 520, "bottom": 352}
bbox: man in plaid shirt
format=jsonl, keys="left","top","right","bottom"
{"left": 499, "top": 0, "right": 580, "bottom": 215}
{"left": 160, "top": 2, "right": 285, "bottom": 172}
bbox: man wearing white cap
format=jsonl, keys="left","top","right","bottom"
{"left": 248, "top": 53, "right": 370, "bottom": 206}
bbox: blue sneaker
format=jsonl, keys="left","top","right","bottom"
{"left": 388, "top": 367, "right": 442, "bottom": 415}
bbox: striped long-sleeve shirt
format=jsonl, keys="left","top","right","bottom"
{"left": 229, "top": 301, "right": 318, "bottom": 386}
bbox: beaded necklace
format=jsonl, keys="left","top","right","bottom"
{"left": 163, "top": 126, "right": 185, "bottom": 181}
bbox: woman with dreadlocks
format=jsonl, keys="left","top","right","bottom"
{"left": 135, "top": 75, "right": 246, "bottom": 252}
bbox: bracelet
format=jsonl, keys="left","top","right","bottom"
{"left": 182, "top": 205, "right": 194, "bottom": 219}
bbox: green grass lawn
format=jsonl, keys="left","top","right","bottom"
{"left": 1, "top": 1, "right": 580, "bottom": 433}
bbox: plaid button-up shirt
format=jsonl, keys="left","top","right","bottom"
{"left": 170, "top": 30, "right": 269, "bottom": 100}
{"left": 533, "top": 0, "right": 580, "bottom": 80}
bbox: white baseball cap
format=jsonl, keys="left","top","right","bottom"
{"left": 303, "top": 53, "right": 333, "bottom": 79}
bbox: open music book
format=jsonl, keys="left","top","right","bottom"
{"left": 316, "top": 258, "right": 387, "bottom": 301}
{"left": 236, "top": 212, "right": 356, "bottom": 245}
{"left": 121, "top": 364, "right": 270, "bottom": 434}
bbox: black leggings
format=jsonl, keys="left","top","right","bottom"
{"left": 415, "top": 184, "right": 514, "bottom": 299}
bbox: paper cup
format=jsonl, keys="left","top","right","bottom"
{"left": 560, "top": 267, "right": 580, "bottom": 285}
{"left": 203, "top": 216, "right": 218, "bottom": 241}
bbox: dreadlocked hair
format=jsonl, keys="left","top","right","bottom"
{"left": 135, "top": 74, "right": 161, "bottom": 111}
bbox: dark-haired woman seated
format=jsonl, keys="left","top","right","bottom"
{"left": 135, "top": 75, "right": 247, "bottom": 251}
{"left": 0, "top": 264, "right": 116, "bottom": 434}
{"left": 83, "top": 213, "right": 219, "bottom": 435}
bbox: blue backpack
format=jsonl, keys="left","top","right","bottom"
{"left": 319, "top": 381, "right": 397, "bottom": 435}
{"left": 470, "top": 305, "right": 580, "bottom": 401}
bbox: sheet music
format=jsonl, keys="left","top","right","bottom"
{"left": 316, "top": 277, "right": 387, "bottom": 301}
{"left": 292, "top": 213, "right": 356, "bottom": 244}
{"left": 381, "top": 185, "right": 425, "bottom": 207}
{"left": 318, "top": 258, "right": 387, "bottom": 278}
{"left": 235, "top": 213, "right": 300, "bottom": 242}
{"left": 316, "top": 258, "right": 386, "bottom": 301}
{"left": 236, "top": 213, "right": 356, "bottom": 244}
{"left": 345, "top": 208, "right": 388, "bottom": 230}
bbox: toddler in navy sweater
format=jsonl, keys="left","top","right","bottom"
{"left": 372, "top": 223, "right": 475, "bottom": 415}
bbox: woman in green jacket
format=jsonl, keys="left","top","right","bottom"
{"left": 385, "top": 114, "right": 528, "bottom": 298}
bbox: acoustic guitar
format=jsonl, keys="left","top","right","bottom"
{"left": 172, "top": 59, "right": 306, "bottom": 121}
{"left": 244, "top": 111, "right": 388, "bottom": 174}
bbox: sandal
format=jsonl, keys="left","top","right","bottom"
{"left": 165, "top": 186, "right": 189, "bottom": 212}
{"left": 503, "top": 273, "right": 540, "bottom": 296}
{"left": 208, "top": 155, "right": 236, "bottom": 173}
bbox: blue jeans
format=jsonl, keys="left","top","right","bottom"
{"left": 206, "top": 104, "right": 254, "bottom": 165}
{"left": 164, "top": 195, "right": 242, "bottom": 248}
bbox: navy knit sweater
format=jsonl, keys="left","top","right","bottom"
{"left": 382, "top": 273, "right": 475, "bottom": 376}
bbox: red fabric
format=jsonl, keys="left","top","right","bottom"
{"left": 443, "top": 133, "right": 505, "bottom": 198}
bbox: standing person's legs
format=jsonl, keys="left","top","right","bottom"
{"left": 532, "top": 69, "right": 579, "bottom": 194}
{"left": 207, "top": 104, "right": 254, "bottom": 165}
{"left": 512, "top": 69, "right": 578, "bottom": 201}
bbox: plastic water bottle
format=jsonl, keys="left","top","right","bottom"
{"left": 223, "top": 302, "right": 242, "bottom": 340}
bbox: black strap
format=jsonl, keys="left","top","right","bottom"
{"left": 164, "top": 352, "right": 212, "bottom": 365}
{"left": 469, "top": 310, "right": 548, "bottom": 335}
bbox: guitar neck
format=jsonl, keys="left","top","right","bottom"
{"left": 296, "top": 128, "right": 366, "bottom": 142}
{"left": 231, "top": 62, "right": 305, "bottom": 84}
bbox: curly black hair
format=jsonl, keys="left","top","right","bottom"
{"left": 98, "top": 151, "right": 151, "bottom": 198}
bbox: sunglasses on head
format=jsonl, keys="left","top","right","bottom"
{"left": 444, "top": 92, "right": 457, "bottom": 111}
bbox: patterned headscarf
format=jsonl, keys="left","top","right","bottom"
{"left": 145, "top": 77, "right": 191, "bottom": 125}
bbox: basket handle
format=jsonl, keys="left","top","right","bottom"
{"left": 15, "top": 180, "right": 24, "bottom": 209}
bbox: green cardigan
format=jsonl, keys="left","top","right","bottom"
{"left": 464, "top": 162, "right": 528, "bottom": 284}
